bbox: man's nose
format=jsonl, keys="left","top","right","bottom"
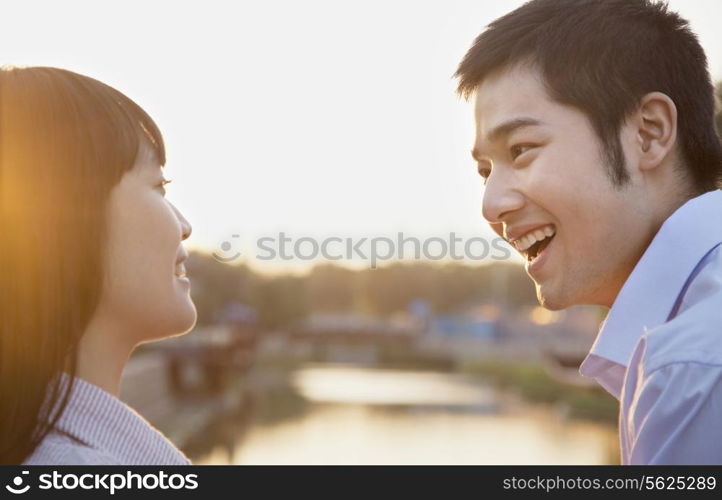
{"left": 481, "top": 170, "right": 525, "bottom": 236}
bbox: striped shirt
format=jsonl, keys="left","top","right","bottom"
{"left": 23, "top": 372, "right": 191, "bottom": 465}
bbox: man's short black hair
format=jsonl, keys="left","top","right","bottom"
{"left": 456, "top": 0, "right": 722, "bottom": 193}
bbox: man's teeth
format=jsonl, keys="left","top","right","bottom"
{"left": 514, "top": 225, "right": 556, "bottom": 252}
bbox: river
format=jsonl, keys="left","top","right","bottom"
{"left": 190, "top": 363, "right": 619, "bottom": 465}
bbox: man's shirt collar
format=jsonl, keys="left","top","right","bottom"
{"left": 579, "top": 189, "right": 722, "bottom": 398}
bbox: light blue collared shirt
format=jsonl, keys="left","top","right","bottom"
{"left": 579, "top": 189, "right": 722, "bottom": 465}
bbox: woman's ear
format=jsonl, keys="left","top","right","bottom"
{"left": 635, "top": 91, "right": 678, "bottom": 172}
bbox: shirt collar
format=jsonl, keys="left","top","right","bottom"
{"left": 46, "top": 372, "right": 191, "bottom": 465}
{"left": 579, "top": 189, "right": 722, "bottom": 391}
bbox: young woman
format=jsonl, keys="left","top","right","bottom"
{"left": 0, "top": 66, "right": 197, "bottom": 465}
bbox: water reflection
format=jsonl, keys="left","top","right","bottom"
{"left": 191, "top": 364, "right": 618, "bottom": 465}
{"left": 293, "top": 365, "right": 498, "bottom": 409}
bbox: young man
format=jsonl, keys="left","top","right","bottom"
{"left": 456, "top": 0, "right": 722, "bottom": 464}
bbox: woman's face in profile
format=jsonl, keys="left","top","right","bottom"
{"left": 99, "top": 137, "right": 196, "bottom": 342}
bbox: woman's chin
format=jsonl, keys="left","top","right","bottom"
{"left": 174, "top": 300, "right": 198, "bottom": 334}
{"left": 149, "top": 299, "right": 198, "bottom": 341}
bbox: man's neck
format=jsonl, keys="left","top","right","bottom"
{"left": 602, "top": 188, "right": 701, "bottom": 309}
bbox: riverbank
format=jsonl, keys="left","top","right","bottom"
{"left": 121, "top": 347, "right": 620, "bottom": 463}
{"left": 189, "top": 362, "right": 618, "bottom": 464}
{"left": 459, "top": 358, "right": 618, "bottom": 424}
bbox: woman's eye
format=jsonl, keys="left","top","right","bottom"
{"left": 510, "top": 144, "right": 534, "bottom": 160}
{"left": 157, "top": 178, "right": 173, "bottom": 195}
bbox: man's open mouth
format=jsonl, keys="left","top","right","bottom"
{"left": 525, "top": 235, "right": 554, "bottom": 262}
{"left": 513, "top": 224, "right": 556, "bottom": 262}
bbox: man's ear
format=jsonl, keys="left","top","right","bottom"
{"left": 635, "top": 91, "right": 678, "bottom": 172}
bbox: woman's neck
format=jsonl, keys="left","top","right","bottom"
{"left": 71, "top": 317, "right": 136, "bottom": 397}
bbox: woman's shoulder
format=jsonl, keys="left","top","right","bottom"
{"left": 22, "top": 430, "right": 120, "bottom": 465}
{"left": 26, "top": 373, "right": 191, "bottom": 465}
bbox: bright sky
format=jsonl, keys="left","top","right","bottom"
{"left": 3, "top": 0, "right": 721, "bottom": 273}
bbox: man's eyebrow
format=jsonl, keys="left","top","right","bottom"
{"left": 471, "top": 117, "right": 546, "bottom": 161}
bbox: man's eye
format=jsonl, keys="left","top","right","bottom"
{"left": 510, "top": 144, "right": 534, "bottom": 160}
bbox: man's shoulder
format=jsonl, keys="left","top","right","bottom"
{"left": 23, "top": 430, "right": 119, "bottom": 465}
{"left": 643, "top": 289, "right": 722, "bottom": 373}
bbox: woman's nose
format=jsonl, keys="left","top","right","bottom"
{"left": 181, "top": 215, "right": 192, "bottom": 241}
{"left": 170, "top": 203, "right": 192, "bottom": 240}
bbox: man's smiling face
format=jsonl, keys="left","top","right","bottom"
{"left": 473, "top": 63, "right": 653, "bottom": 310}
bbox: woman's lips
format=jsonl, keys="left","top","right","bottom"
{"left": 175, "top": 263, "right": 186, "bottom": 278}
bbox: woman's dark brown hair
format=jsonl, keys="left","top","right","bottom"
{"left": 0, "top": 66, "right": 166, "bottom": 464}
